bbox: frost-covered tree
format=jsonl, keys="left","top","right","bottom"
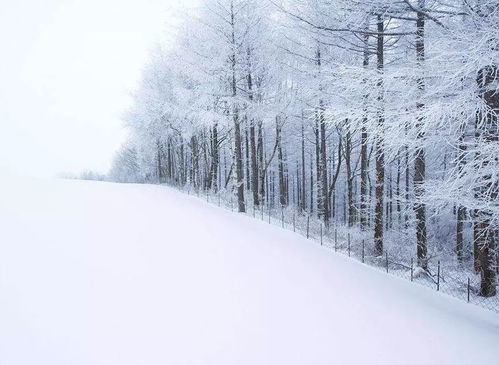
{"left": 110, "top": 0, "right": 498, "bottom": 297}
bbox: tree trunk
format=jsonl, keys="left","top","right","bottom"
{"left": 315, "top": 46, "right": 329, "bottom": 226}
{"left": 414, "top": 1, "right": 428, "bottom": 268}
{"left": 246, "top": 60, "right": 260, "bottom": 206}
{"left": 456, "top": 125, "right": 467, "bottom": 263}
{"left": 157, "top": 139, "right": 163, "bottom": 184}
{"left": 396, "top": 152, "right": 402, "bottom": 226}
{"left": 374, "top": 14, "right": 385, "bottom": 256}
{"left": 345, "top": 125, "right": 354, "bottom": 227}
{"left": 245, "top": 127, "right": 250, "bottom": 190}
{"left": 310, "top": 152, "right": 314, "bottom": 214}
{"left": 474, "top": 64, "right": 498, "bottom": 297}
{"left": 257, "top": 122, "right": 265, "bottom": 204}
{"left": 360, "top": 19, "right": 370, "bottom": 231}
{"left": 209, "top": 123, "right": 219, "bottom": 192}
{"left": 277, "top": 116, "right": 287, "bottom": 207}
{"left": 191, "top": 136, "right": 199, "bottom": 189}
{"left": 405, "top": 123, "right": 410, "bottom": 228}
{"left": 301, "top": 114, "right": 307, "bottom": 212}
{"left": 319, "top": 105, "right": 329, "bottom": 226}
{"left": 249, "top": 122, "right": 259, "bottom": 206}
{"left": 230, "top": 1, "right": 245, "bottom": 212}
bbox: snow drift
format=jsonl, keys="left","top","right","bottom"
{"left": 0, "top": 174, "right": 498, "bottom": 365}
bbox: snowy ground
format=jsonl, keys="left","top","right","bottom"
{"left": 1, "top": 174, "right": 498, "bottom": 365}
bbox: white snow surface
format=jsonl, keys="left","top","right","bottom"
{"left": 1, "top": 174, "right": 498, "bottom": 365}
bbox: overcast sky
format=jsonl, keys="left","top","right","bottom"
{"left": 0, "top": 0, "right": 196, "bottom": 178}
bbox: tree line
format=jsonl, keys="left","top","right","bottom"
{"left": 109, "top": 0, "right": 499, "bottom": 297}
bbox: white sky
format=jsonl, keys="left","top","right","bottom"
{"left": 0, "top": 0, "right": 196, "bottom": 178}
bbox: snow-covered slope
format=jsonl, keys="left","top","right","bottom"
{"left": 0, "top": 175, "right": 498, "bottom": 365}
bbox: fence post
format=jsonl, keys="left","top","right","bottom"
{"left": 320, "top": 224, "right": 323, "bottom": 246}
{"left": 268, "top": 205, "right": 271, "bottom": 224}
{"left": 206, "top": 190, "right": 209, "bottom": 202}
{"left": 218, "top": 192, "right": 221, "bottom": 206}
{"left": 467, "top": 278, "right": 470, "bottom": 303}
{"left": 306, "top": 216, "right": 310, "bottom": 239}
{"left": 261, "top": 206, "right": 264, "bottom": 221}
{"left": 385, "top": 252, "right": 389, "bottom": 273}
{"left": 281, "top": 208, "right": 284, "bottom": 228}
{"left": 348, "top": 238, "right": 351, "bottom": 257}
{"left": 410, "top": 258, "right": 414, "bottom": 282}
{"left": 334, "top": 228, "right": 337, "bottom": 252}
{"left": 437, "top": 261, "right": 440, "bottom": 291}
{"left": 362, "top": 239, "right": 365, "bottom": 263}
{"left": 253, "top": 204, "right": 255, "bottom": 218}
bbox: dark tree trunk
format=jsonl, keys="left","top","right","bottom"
{"left": 456, "top": 206, "right": 466, "bottom": 263}
{"left": 315, "top": 46, "right": 329, "bottom": 226}
{"left": 474, "top": 64, "right": 498, "bottom": 297}
{"left": 301, "top": 114, "right": 307, "bottom": 212}
{"left": 157, "top": 139, "right": 163, "bottom": 184}
{"left": 310, "top": 152, "right": 314, "bottom": 214}
{"left": 345, "top": 125, "right": 354, "bottom": 227}
{"left": 180, "top": 137, "right": 185, "bottom": 185}
{"left": 360, "top": 125, "right": 369, "bottom": 229}
{"left": 456, "top": 125, "right": 467, "bottom": 263}
{"left": 230, "top": 1, "right": 245, "bottom": 212}
{"left": 388, "top": 170, "right": 393, "bottom": 229}
{"left": 315, "top": 120, "right": 320, "bottom": 217}
{"left": 250, "top": 121, "right": 259, "bottom": 206}
{"left": 191, "top": 136, "right": 199, "bottom": 189}
{"left": 405, "top": 123, "right": 410, "bottom": 228}
{"left": 167, "top": 140, "right": 173, "bottom": 182}
{"left": 245, "top": 127, "right": 250, "bottom": 190}
{"left": 234, "top": 116, "right": 246, "bottom": 212}
{"left": 319, "top": 105, "right": 329, "bottom": 226}
{"left": 374, "top": 14, "right": 385, "bottom": 256}
{"left": 360, "top": 19, "right": 370, "bottom": 231}
{"left": 414, "top": 2, "right": 428, "bottom": 268}
{"left": 209, "top": 123, "right": 219, "bottom": 192}
{"left": 396, "top": 152, "right": 402, "bottom": 226}
{"left": 246, "top": 62, "right": 260, "bottom": 206}
{"left": 277, "top": 116, "right": 287, "bottom": 207}
{"left": 257, "top": 122, "right": 265, "bottom": 204}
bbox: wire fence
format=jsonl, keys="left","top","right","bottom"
{"left": 178, "top": 185, "right": 499, "bottom": 314}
